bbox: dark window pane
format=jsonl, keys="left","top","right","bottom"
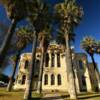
{"left": 45, "top": 53, "right": 49, "bottom": 67}
{"left": 24, "top": 60, "right": 29, "bottom": 69}
{"left": 44, "top": 74, "right": 48, "bottom": 85}
{"left": 82, "top": 75, "right": 86, "bottom": 86}
{"left": 22, "top": 75, "right": 26, "bottom": 84}
{"left": 57, "top": 74, "right": 61, "bottom": 85}
{"left": 18, "top": 80, "right": 22, "bottom": 84}
{"left": 51, "top": 52, "right": 55, "bottom": 67}
{"left": 51, "top": 74, "right": 55, "bottom": 85}
{"left": 35, "top": 60, "right": 40, "bottom": 75}
{"left": 79, "top": 60, "right": 83, "bottom": 69}
{"left": 57, "top": 53, "right": 60, "bottom": 67}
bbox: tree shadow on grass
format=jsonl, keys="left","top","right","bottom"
{"left": 0, "top": 93, "right": 11, "bottom": 97}
{"left": 37, "top": 95, "right": 67, "bottom": 100}
{"left": 29, "top": 97, "right": 41, "bottom": 100}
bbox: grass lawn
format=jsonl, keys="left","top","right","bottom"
{"left": 84, "top": 97, "right": 100, "bottom": 100}
{"left": 1, "top": 88, "right": 100, "bottom": 100}
{"left": 60, "top": 92, "right": 100, "bottom": 100}
{"left": 0, "top": 87, "right": 42, "bottom": 100}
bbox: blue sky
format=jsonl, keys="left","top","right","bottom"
{"left": 75, "top": 0, "right": 100, "bottom": 70}
{"left": 0, "top": 0, "right": 100, "bottom": 76}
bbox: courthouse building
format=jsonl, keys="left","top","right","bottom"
{"left": 14, "top": 41, "right": 99, "bottom": 92}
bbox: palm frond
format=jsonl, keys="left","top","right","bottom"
{"left": 81, "top": 36, "right": 96, "bottom": 54}
{"left": 95, "top": 41, "right": 100, "bottom": 54}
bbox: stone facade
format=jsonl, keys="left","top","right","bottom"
{"left": 13, "top": 42, "right": 99, "bottom": 92}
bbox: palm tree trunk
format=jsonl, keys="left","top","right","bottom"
{"left": 65, "top": 33, "right": 77, "bottom": 99}
{"left": 7, "top": 50, "right": 21, "bottom": 92}
{"left": 0, "top": 19, "right": 17, "bottom": 68}
{"left": 24, "top": 32, "right": 38, "bottom": 100}
{"left": 37, "top": 47, "right": 45, "bottom": 93}
{"left": 36, "top": 36, "right": 45, "bottom": 94}
{"left": 90, "top": 54, "right": 100, "bottom": 91}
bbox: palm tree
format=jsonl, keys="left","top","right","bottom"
{"left": 95, "top": 41, "right": 100, "bottom": 54}
{"left": 0, "top": 22, "right": 8, "bottom": 33}
{"left": 23, "top": 1, "right": 51, "bottom": 99}
{"left": 24, "top": 29, "right": 37, "bottom": 100}
{"left": 7, "top": 52, "right": 21, "bottom": 91}
{"left": 0, "top": 0, "right": 27, "bottom": 68}
{"left": 81, "top": 36, "right": 100, "bottom": 91}
{"left": 37, "top": 25, "right": 52, "bottom": 93}
{"left": 55, "top": 0, "right": 83, "bottom": 99}
{"left": 7, "top": 25, "right": 33, "bottom": 92}
{"left": 0, "top": 22, "right": 8, "bottom": 48}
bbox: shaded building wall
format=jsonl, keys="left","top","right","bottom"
{"left": 88, "top": 63, "right": 99, "bottom": 91}
{"left": 74, "top": 53, "right": 93, "bottom": 92}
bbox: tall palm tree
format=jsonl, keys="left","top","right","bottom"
{"left": 81, "top": 36, "right": 100, "bottom": 91}
{"left": 24, "top": 29, "right": 37, "bottom": 100}
{"left": 7, "top": 25, "right": 33, "bottom": 92}
{"left": 55, "top": 0, "right": 83, "bottom": 99}
{"left": 23, "top": 1, "right": 51, "bottom": 99}
{"left": 37, "top": 25, "right": 52, "bottom": 93}
{"left": 0, "top": 0, "right": 27, "bottom": 68}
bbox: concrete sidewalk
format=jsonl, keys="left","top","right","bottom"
{"left": 41, "top": 93, "right": 64, "bottom": 100}
{"left": 41, "top": 92, "right": 100, "bottom": 100}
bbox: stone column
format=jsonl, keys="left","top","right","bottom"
{"left": 84, "top": 60, "right": 93, "bottom": 92}
{"left": 60, "top": 53, "right": 61, "bottom": 67}
{"left": 55, "top": 74, "right": 57, "bottom": 87}
{"left": 48, "top": 73, "right": 50, "bottom": 87}
{"left": 55, "top": 51, "right": 57, "bottom": 67}
{"left": 74, "top": 69, "right": 80, "bottom": 93}
{"left": 42, "top": 73, "right": 44, "bottom": 90}
{"left": 48, "top": 51, "right": 51, "bottom": 68}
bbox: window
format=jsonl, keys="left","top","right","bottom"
{"left": 51, "top": 74, "right": 55, "bottom": 85}
{"left": 35, "top": 60, "right": 40, "bottom": 76}
{"left": 22, "top": 75, "right": 26, "bottom": 84}
{"left": 51, "top": 52, "right": 55, "bottom": 67}
{"left": 18, "top": 80, "right": 22, "bottom": 84}
{"left": 37, "top": 54, "right": 41, "bottom": 58}
{"left": 57, "top": 74, "right": 61, "bottom": 85}
{"left": 79, "top": 60, "right": 83, "bottom": 69}
{"left": 24, "top": 60, "right": 29, "bottom": 69}
{"left": 82, "top": 75, "right": 86, "bottom": 86}
{"left": 45, "top": 53, "right": 49, "bottom": 67}
{"left": 57, "top": 52, "right": 60, "bottom": 67}
{"left": 44, "top": 74, "right": 48, "bottom": 85}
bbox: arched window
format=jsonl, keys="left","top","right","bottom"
{"left": 44, "top": 74, "right": 48, "bottom": 85}
{"left": 57, "top": 74, "right": 61, "bottom": 85}
{"left": 45, "top": 53, "right": 49, "bottom": 67}
{"left": 79, "top": 60, "right": 83, "bottom": 69}
{"left": 82, "top": 75, "right": 86, "bottom": 86}
{"left": 51, "top": 52, "right": 55, "bottom": 67}
{"left": 51, "top": 74, "right": 55, "bottom": 85}
{"left": 24, "top": 60, "right": 29, "bottom": 69}
{"left": 22, "top": 75, "right": 26, "bottom": 84}
{"left": 35, "top": 60, "right": 40, "bottom": 77}
{"left": 57, "top": 52, "right": 60, "bottom": 67}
